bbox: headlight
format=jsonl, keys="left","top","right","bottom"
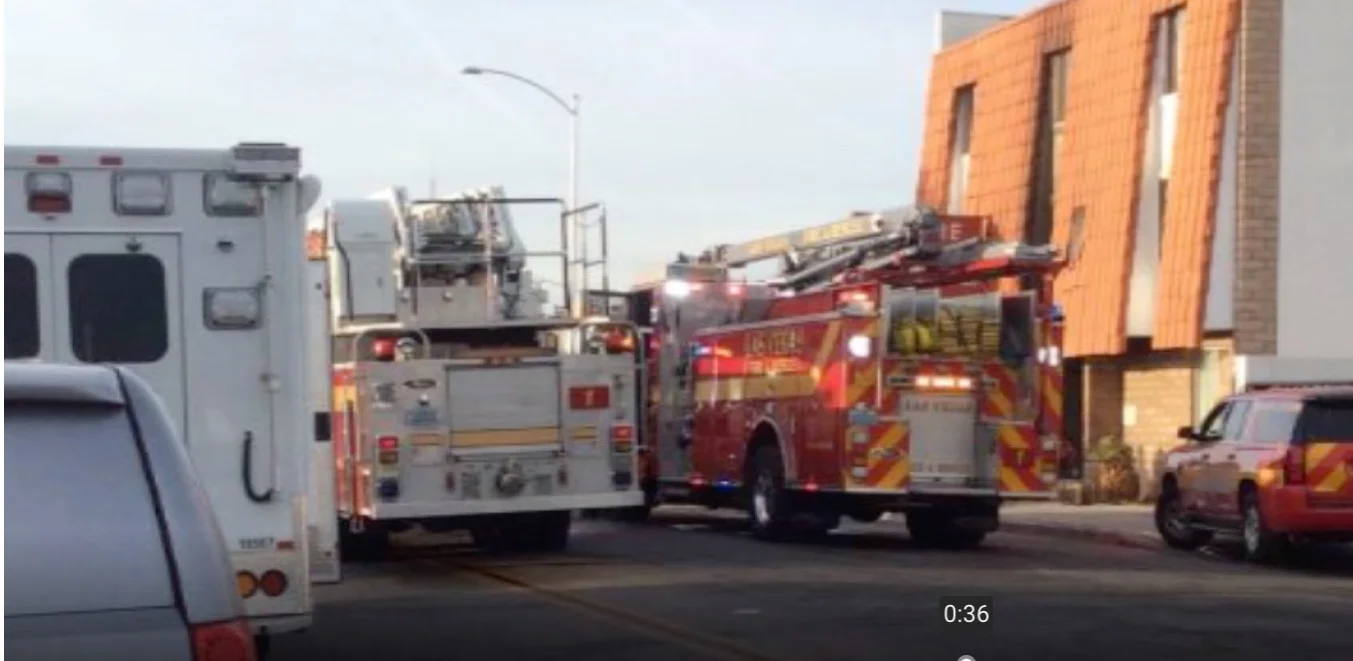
{"left": 847, "top": 334, "right": 872, "bottom": 359}
{"left": 663, "top": 279, "right": 692, "bottom": 298}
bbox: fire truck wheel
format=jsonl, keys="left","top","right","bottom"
{"left": 905, "top": 511, "right": 985, "bottom": 550}
{"left": 747, "top": 445, "right": 794, "bottom": 541}
{"left": 340, "top": 523, "right": 390, "bottom": 563}
{"left": 534, "top": 511, "right": 573, "bottom": 552}
{"left": 617, "top": 503, "right": 653, "bottom": 523}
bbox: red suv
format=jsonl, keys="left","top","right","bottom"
{"left": 1155, "top": 387, "right": 1353, "bottom": 563}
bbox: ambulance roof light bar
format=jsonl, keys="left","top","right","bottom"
{"left": 229, "top": 142, "right": 302, "bottom": 182}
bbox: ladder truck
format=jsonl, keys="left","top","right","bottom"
{"left": 309, "top": 186, "right": 645, "bottom": 563}
{"left": 608, "top": 205, "right": 1068, "bottom": 547}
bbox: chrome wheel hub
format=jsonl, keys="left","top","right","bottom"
{"left": 1243, "top": 506, "right": 1261, "bottom": 551}
{"left": 1163, "top": 499, "right": 1189, "bottom": 537}
{"left": 753, "top": 474, "right": 773, "bottom": 524}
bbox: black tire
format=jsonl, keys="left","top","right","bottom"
{"left": 848, "top": 508, "right": 883, "bottom": 524}
{"left": 1241, "top": 490, "right": 1286, "bottom": 564}
{"left": 1154, "top": 485, "right": 1212, "bottom": 550}
{"left": 905, "top": 511, "right": 986, "bottom": 549}
{"left": 617, "top": 504, "right": 653, "bottom": 523}
{"left": 534, "top": 511, "right": 573, "bottom": 552}
{"left": 747, "top": 445, "right": 794, "bottom": 541}
{"left": 340, "top": 522, "right": 390, "bottom": 563}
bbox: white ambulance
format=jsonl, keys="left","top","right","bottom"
{"left": 3, "top": 142, "right": 322, "bottom": 637}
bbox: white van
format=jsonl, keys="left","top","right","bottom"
{"left": 3, "top": 142, "right": 321, "bottom": 637}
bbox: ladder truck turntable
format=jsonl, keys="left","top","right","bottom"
{"left": 611, "top": 205, "right": 1069, "bottom": 546}
{"left": 309, "top": 185, "right": 645, "bottom": 563}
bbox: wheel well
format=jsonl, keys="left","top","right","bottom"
{"left": 1237, "top": 479, "right": 1257, "bottom": 507}
{"left": 1160, "top": 473, "right": 1178, "bottom": 494}
{"left": 742, "top": 423, "right": 781, "bottom": 483}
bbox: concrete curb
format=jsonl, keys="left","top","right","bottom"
{"left": 1000, "top": 521, "right": 1163, "bottom": 552}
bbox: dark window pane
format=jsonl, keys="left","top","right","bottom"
{"left": 5, "top": 253, "right": 40, "bottom": 358}
{"left": 1300, "top": 399, "right": 1353, "bottom": 443}
{"left": 68, "top": 254, "right": 168, "bottom": 363}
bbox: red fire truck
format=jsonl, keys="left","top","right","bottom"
{"left": 609, "top": 206, "right": 1068, "bottom": 547}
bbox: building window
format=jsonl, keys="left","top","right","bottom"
{"left": 1158, "top": 179, "right": 1169, "bottom": 257}
{"left": 5, "top": 253, "right": 40, "bottom": 359}
{"left": 68, "top": 253, "right": 169, "bottom": 363}
{"left": 947, "top": 84, "right": 975, "bottom": 214}
{"left": 1027, "top": 50, "right": 1069, "bottom": 250}
{"left": 1049, "top": 50, "right": 1068, "bottom": 127}
{"left": 1159, "top": 8, "right": 1183, "bottom": 95}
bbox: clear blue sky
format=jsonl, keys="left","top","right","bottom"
{"left": 6, "top": 0, "right": 1037, "bottom": 289}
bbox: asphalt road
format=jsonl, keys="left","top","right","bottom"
{"left": 274, "top": 507, "right": 1353, "bottom": 661}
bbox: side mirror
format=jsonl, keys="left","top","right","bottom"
{"left": 1176, "top": 425, "right": 1195, "bottom": 440}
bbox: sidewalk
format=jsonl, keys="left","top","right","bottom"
{"left": 998, "top": 502, "right": 1162, "bottom": 551}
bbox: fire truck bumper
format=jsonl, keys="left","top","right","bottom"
{"left": 366, "top": 491, "right": 645, "bottom": 519}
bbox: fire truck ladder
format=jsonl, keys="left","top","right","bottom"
{"left": 696, "top": 204, "right": 1062, "bottom": 294}
{"left": 686, "top": 205, "right": 954, "bottom": 292}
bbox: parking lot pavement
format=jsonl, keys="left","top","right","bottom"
{"left": 996, "top": 502, "right": 1353, "bottom": 570}
{"left": 996, "top": 502, "right": 1163, "bottom": 549}
{"left": 274, "top": 508, "right": 1353, "bottom": 661}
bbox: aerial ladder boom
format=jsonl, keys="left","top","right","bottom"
{"left": 676, "top": 204, "right": 1063, "bottom": 295}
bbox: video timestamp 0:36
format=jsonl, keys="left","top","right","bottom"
{"left": 939, "top": 597, "right": 993, "bottom": 628}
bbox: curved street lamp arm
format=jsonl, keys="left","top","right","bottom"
{"left": 464, "top": 67, "right": 576, "bottom": 115}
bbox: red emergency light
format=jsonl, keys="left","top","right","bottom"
{"left": 371, "top": 338, "right": 397, "bottom": 361}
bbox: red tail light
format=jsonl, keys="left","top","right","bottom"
{"left": 1283, "top": 445, "right": 1306, "bottom": 485}
{"left": 259, "top": 570, "right": 289, "bottom": 597}
{"left": 191, "top": 619, "right": 257, "bottom": 661}
{"left": 371, "top": 338, "right": 396, "bottom": 361}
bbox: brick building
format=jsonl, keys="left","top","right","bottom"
{"left": 917, "top": 0, "right": 1353, "bottom": 491}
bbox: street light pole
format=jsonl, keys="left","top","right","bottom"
{"left": 567, "top": 93, "right": 581, "bottom": 317}
{"left": 461, "top": 65, "right": 586, "bottom": 318}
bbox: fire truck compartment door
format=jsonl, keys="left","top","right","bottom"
{"left": 445, "top": 362, "right": 563, "bottom": 449}
{"left": 900, "top": 393, "right": 981, "bottom": 487}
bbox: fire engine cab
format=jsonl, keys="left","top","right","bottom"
{"left": 611, "top": 206, "right": 1068, "bottom": 547}
{"left": 309, "top": 186, "right": 645, "bottom": 562}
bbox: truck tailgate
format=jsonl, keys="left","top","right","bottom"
{"left": 446, "top": 362, "right": 562, "bottom": 448}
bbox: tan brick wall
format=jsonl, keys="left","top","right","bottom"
{"left": 1203, "top": 335, "right": 1237, "bottom": 399}
{"left": 1119, "top": 350, "right": 1197, "bottom": 497}
{"left": 1082, "top": 358, "right": 1123, "bottom": 446}
{"left": 1233, "top": 0, "right": 1281, "bottom": 354}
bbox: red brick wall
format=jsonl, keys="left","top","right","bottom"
{"left": 916, "top": 0, "right": 1240, "bottom": 357}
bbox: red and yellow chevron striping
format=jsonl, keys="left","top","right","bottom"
{"left": 995, "top": 422, "right": 1045, "bottom": 493}
{"left": 844, "top": 421, "right": 912, "bottom": 490}
{"left": 1039, "top": 361, "right": 1064, "bottom": 438}
{"left": 981, "top": 363, "right": 1019, "bottom": 420}
{"left": 1305, "top": 443, "right": 1351, "bottom": 494}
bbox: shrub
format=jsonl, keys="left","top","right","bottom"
{"left": 1084, "top": 435, "right": 1141, "bottom": 503}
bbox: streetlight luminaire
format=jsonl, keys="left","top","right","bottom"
{"left": 460, "top": 64, "right": 584, "bottom": 318}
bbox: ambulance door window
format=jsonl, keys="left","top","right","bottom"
{"left": 5, "top": 253, "right": 40, "bottom": 358}
{"left": 67, "top": 253, "right": 168, "bottom": 363}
